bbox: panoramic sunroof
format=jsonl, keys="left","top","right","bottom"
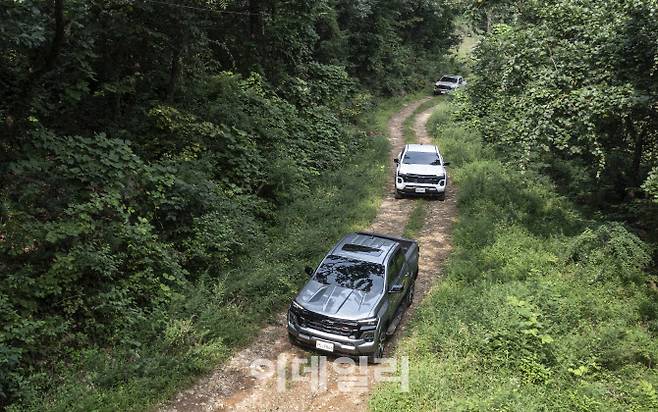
{"left": 341, "top": 243, "right": 383, "bottom": 255}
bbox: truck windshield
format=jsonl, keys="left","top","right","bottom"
{"left": 402, "top": 151, "right": 441, "bottom": 165}
{"left": 440, "top": 76, "right": 458, "bottom": 83}
{"left": 313, "top": 255, "right": 384, "bottom": 294}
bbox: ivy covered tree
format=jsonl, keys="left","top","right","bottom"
{"left": 466, "top": 0, "right": 658, "bottom": 213}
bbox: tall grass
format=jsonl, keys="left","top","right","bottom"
{"left": 370, "top": 100, "right": 658, "bottom": 411}
{"left": 403, "top": 200, "right": 427, "bottom": 239}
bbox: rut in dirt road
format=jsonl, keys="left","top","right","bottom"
{"left": 161, "top": 98, "right": 457, "bottom": 412}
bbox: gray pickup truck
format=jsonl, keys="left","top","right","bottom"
{"left": 287, "top": 232, "right": 419, "bottom": 361}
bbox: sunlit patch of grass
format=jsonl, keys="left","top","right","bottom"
{"left": 403, "top": 200, "right": 427, "bottom": 239}
{"left": 403, "top": 97, "right": 439, "bottom": 143}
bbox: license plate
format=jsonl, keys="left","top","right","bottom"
{"left": 415, "top": 188, "right": 426, "bottom": 193}
{"left": 315, "top": 340, "right": 334, "bottom": 352}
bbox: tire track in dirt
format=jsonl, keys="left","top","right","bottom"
{"left": 161, "top": 97, "right": 456, "bottom": 412}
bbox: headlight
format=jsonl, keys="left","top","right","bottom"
{"left": 358, "top": 317, "right": 378, "bottom": 327}
{"left": 290, "top": 300, "right": 304, "bottom": 313}
{"left": 288, "top": 311, "right": 298, "bottom": 325}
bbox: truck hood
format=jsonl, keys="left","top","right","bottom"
{"left": 399, "top": 163, "right": 446, "bottom": 177}
{"left": 296, "top": 280, "right": 381, "bottom": 319}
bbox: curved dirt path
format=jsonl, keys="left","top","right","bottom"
{"left": 161, "top": 98, "right": 457, "bottom": 412}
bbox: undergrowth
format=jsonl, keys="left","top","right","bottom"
{"left": 11, "top": 95, "right": 422, "bottom": 412}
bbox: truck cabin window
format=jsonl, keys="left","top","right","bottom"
{"left": 402, "top": 151, "right": 441, "bottom": 165}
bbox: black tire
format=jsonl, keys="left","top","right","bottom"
{"left": 437, "top": 192, "right": 446, "bottom": 201}
{"left": 368, "top": 336, "right": 385, "bottom": 364}
{"left": 394, "top": 189, "right": 403, "bottom": 199}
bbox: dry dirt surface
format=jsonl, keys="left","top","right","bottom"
{"left": 161, "top": 98, "right": 458, "bottom": 412}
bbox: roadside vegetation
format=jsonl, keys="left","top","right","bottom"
{"left": 0, "top": 1, "right": 460, "bottom": 410}
{"left": 370, "top": 97, "right": 658, "bottom": 410}
{"left": 402, "top": 200, "right": 427, "bottom": 240}
{"left": 373, "top": 3, "right": 657, "bottom": 408}
{"left": 465, "top": 0, "right": 658, "bottom": 238}
{"left": 13, "top": 94, "right": 396, "bottom": 412}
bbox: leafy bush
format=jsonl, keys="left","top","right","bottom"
{"left": 567, "top": 223, "right": 652, "bottom": 284}
{"left": 465, "top": 0, "right": 658, "bottom": 224}
{"left": 0, "top": 87, "right": 401, "bottom": 411}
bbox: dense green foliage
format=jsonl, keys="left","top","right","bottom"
{"left": 464, "top": 0, "right": 658, "bottom": 229}
{"left": 370, "top": 99, "right": 658, "bottom": 411}
{"left": 0, "top": 0, "right": 458, "bottom": 409}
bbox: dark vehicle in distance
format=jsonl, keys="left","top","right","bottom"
{"left": 288, "top": 232, "right": 419, "bottom": 361}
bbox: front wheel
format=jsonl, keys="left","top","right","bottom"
{"left": 394, "top": 189, "right": 403, "bottom": 199}
{"left": 368, "top": 337, "right": 385, "bottom": 364}
{"left": 405, "top": 281, "right": 415, "bottom": 306}
{"left": 437, "top": 192, "right": 446, "bottom": 201}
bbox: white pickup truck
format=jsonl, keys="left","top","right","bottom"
{"left": 394, "top": 144, "right": 449, "bottom": 200}
{"left": 434, "top": 75, "right": 466, "bottom": 95}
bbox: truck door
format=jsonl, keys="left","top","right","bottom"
{"left": 386, "top": 249, "right": 407, "bottom": 319}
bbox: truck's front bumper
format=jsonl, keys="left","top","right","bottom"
{"left": 287, "top": 319, "right": 376, "bottom": 356}
{"left": 433, "top": 88, "right": 453, "bottom": 95}
{"left": 395, "top": 178, "right": 446, "bottom": 197}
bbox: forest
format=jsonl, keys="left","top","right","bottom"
{"left": 0, "top": 0, "right": 457, "bottom": 409}
{"left": 465, "top": 0, "right": 658, "bottom": 233}
{"left": 1, "top": 0, "right": 657, "bottom": 411}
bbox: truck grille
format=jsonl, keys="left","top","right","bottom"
{"left": 404, "top": 174, "right": 443, "bottom": 184}
{"left": 296, "top": 310, "right": 359, "bottom": 337}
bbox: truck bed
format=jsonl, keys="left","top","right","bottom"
{"left": 356, "top": 231, "right": 419, "bottom": 267}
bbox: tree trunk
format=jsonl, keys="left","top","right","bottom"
{"left": 5, "top": 0, "right": 66, "bottom": 136}
{"left": 166, "top": 48, "right": 182, "bottom": 102}
{"left": 631, "top": 125, "right": 645, "bottom": 188}
{"left": 42, "top": 0, "right": 66, "bottom": 74}
{"left": 249, "top": 0, "right": 260, "bottom": 39}
{"left": 485, "top": 10, "right": 493, "bottom": 32}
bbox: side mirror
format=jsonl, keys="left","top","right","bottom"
{"left": 443, "top": 161, "right": 451, "bottom": 166}
{"left": 394, "top": 158, "right": 399, "bottom": 164}
{"left": 304, "top": 266, "right": 314, "bottom": 277}
{"left": 388, "top": 284, "right": 404, "bottom": 294}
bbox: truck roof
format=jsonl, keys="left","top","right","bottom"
{"left": 406, "top": 143, "right": 438, "bottom": 153}
{"left": 331, "top": 232, "right": 400, "bottom": 265}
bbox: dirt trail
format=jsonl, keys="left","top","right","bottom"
{"left": 161, "top": 98, "right": 457, "bottom": 412}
